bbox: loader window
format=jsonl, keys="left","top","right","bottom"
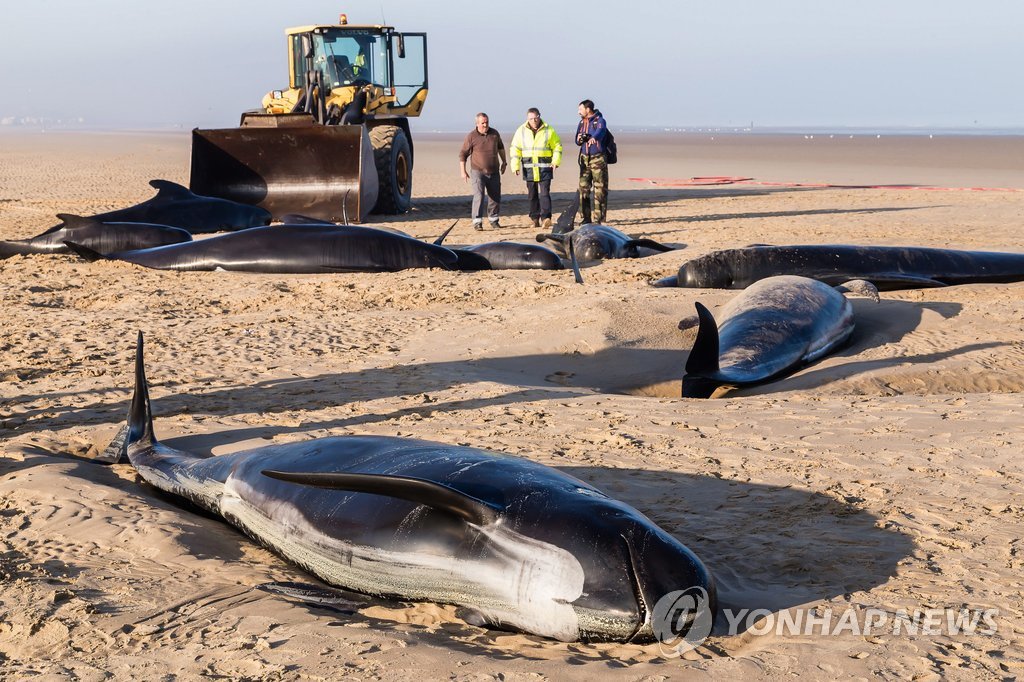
{"left": 390, "top": 33, "right": 427, "bottom": 108}
{"left": 314, "top": 30, "right": 391, "bottom": 90}
{"left": 291, "top": 35, "right": 308, "bottom": 89}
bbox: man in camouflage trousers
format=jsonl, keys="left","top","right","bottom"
{"left": 575, "top": 99, "right": 609, "bottom": 224}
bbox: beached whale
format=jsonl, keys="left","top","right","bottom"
{"left": 0, "top": 214, "right": 192, "bottom": 259}
{"left": 432, "top": 224, "right": 562, "bottom": 270}
{"left": 536, "top": 224, "right": 675, "bottom": 262}
{"left": 105, "top": 332, "right": 716, "bottom": 642}
{"left": 654, "top": 244, "right": 1024, "bottom": 290}
{"left": 65, "top": 224, "right": 459, "bottom": 273}
{"left": 465, "top": 241, "right": 564, "bottom": 270}
{"left": 682, "top": 275, "right": 862, "bottom": 398}
{"left": 31, "top": 180, "right": 271, "bottom": 235}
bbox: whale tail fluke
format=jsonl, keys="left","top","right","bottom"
{"left": 62, "top": 241, "right": 106, "bottom": 262}
{"left": 684, "top": 302, "right": 721, "bottom": 378}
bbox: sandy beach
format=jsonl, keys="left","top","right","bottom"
{"left": 1, "top": 129, "right": 1023, "bottom": 680}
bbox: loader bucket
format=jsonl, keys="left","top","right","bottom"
{"left": 189, "top": 119, "right": 379, "bottom": 223}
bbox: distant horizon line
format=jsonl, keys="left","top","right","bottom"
{"left": 3, "top": 121, "right": 1023, "bottom": 137}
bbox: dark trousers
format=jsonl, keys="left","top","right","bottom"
{"left": 470, "top": 169, "right": 501, "bottom": 222}
{"left": 526, "top": 179, "right": 552, "bottom": 220}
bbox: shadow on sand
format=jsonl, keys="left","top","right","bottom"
{"left": 377, "top": 186, "right": 937, "bottom": 228}
{"left": 3, "top": 298, "right": 1000, "bottom": 436}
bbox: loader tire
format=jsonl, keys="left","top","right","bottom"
{"left": 370, "top": 125, "right": 412, "bottom": 214}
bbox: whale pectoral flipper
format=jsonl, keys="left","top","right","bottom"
{"left": 860, "top": 272, "right": 946, "bottom": 288}
{"left": 261, "top": 471, "right": 502, "bottom": 526}
{"left": 569, "top": 238, "right": 583, "bottom": 285}
{"left": 834, "top": 279, "right": 881, "bottom": 302}
{"left": 256, "top": 581, "right": 370, "bottom": 611}
{"left": 62, "top": 241, "right": 107, "bottom": 262}
{"left": 451, "top": 249, "right": 492, "bottom": 271}
{"left": 626, "top": 238, "right": 675, "bottom": 253}
{"left": 95, "top": 424, "right": 131, "bottom": 464}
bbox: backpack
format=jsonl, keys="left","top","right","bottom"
{"left": 604, "top": 129, "right": 618, "bottom": 164}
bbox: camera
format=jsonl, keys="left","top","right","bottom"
{"left": 578, "top": 133, "right": 591, "bottom": 144}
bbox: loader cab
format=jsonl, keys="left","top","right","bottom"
{"left": 288, "top": 26, "right": 428, "bottom": 113}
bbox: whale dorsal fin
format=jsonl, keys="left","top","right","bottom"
{"left": 55, "top": 213, "right": 97, "bottom": 229}
{"left": 149, "top": 179, "right": 192, "bottom": 200}
{"left": 684, "top": 302, "right": 720, "bottom": 376}
{"left": 98, "top": 331, "right": 156, "bottom": 463}
{"left": 433, "top": 221, "right": 458, "bottom": 246}
{"left": 261, "top": 471, "right": 501, "bottom": 526}
{"left": 127, "top": 331, "right": 156, "bottom": 449}
{"left": 39, "top": 214, "right": 84, "bottom": 235}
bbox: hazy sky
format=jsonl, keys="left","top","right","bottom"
{"left": 2, "top": 1, "right": 1022, "bottom": 131}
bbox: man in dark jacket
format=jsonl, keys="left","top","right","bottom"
{"left": 575, "top": 99, "right": 609, "bottom": 225}
{"left": 459, "top": 112, "right": 507, "bottom": 230}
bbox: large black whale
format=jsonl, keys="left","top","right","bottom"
{"left": 107, "top": 333, "right": 716, "bottom": 642}
{"left": 682, "top": 276, "right": 858, "bottom": 398}
{"left": 0, "top": 214, "right": 192, "bottom": 259}
{"left": 656, "top": 244, "right": 1024, "bottom": 290}
{"left": 75, "top": 180, "right": 271, "bottom": 233}
{"left": 66, "top": 224, "right": 459, "bottom": 273}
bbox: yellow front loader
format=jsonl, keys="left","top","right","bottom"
{"left": 190, "top": 17, "right": 428, "bottom": 221}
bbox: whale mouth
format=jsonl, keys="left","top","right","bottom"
{"left": 622, "top": 534, "right": 651, "bottom": 643}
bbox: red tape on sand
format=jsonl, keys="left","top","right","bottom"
{"left": 628, "top": 177, "right": 1022, "bottom": 192}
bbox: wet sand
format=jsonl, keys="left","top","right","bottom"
{"left": 1, "top": 130, "right": 1023, "bottom": 679}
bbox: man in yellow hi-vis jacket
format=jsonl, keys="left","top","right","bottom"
{"left": 510, "top": 108, "right": 563, "bottom": 228}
